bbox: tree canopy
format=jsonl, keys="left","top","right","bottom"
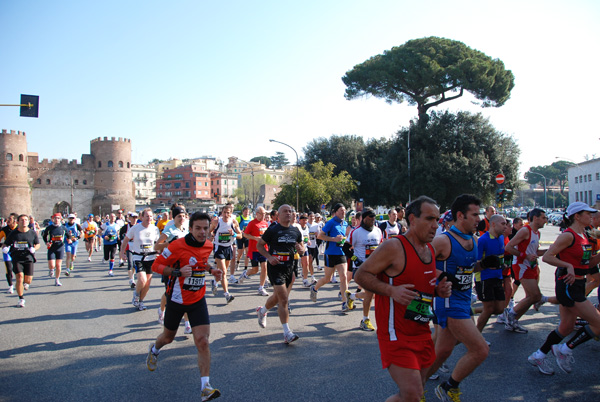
{"left": 342, "top": 37, "right": 515, "bottom": 126}
{"left": 233, "top": 174, "right": 277, "bottom": 207}
{"left": 270, "top": 151, "right": 289, "bottom": 169}
{"left": 250, "top": 156, "right": 272, "bottom": 168}
{"left": 526, "top": 160, "right": 573, "bottom": 193}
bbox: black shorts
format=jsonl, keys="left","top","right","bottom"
{"left": 324, "top": 254, "right": 346, "bottom": 268}
{"left": 47, "top": 246, "right": 65, "bottom": 261}
{"left": 555, "top": 275, "right": 586, "bottom": 308}
{"left": 103, "top": 244, "right": 117, "bottom": 261}
{"left": 250, "top": 252, "right": 266, "bottom": 267}
{"left": 267, "top": 263, "right": 294, "bottom": 287}
{"left": 4, "top": 260, "right": 13, "bottom": 274}
{"left": 214, "top": 245, "right": 233, "bottom": 261}
{"left": 164, "top": 297, "right": 210, "bottom": 331}
{"left": 134, "top": 259, "right": 154, "bottom": 275}
{"left": 13, "top": 261, "right": 34, "bottom": 276}
{"left": 308, "top": 247, "right": 319, "bottom": 261}
{"left": 236, "top": 238, "right": 249, "bottom": 249}
{"left": 475, "top": 278, "right": 505, "bottom": 302}
{"left": 589, "top": 265, "right": 599, "bottom": 275}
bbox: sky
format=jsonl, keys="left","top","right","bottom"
{"left": 1, "top": 0, "right": 599, "bottom": 178}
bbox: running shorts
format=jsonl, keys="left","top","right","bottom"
{"left": 65, "top": 241, "right": 79, "bottom": 255}
{"left": 214, "top": 245, "right": 233, "bottom": 261}
{"left": 308, "top": 247, "right": 319, "bottom": 261}
{"left": 433, "top": 297, "right": 471, "bottom": 329}
{"left": 378, "top": 338, "right": 435, "bottom": 370}
{"left": 164, "top": 297, "right": 210, "bottom": 331}
{"left": 267, "top": 263, "right": 294, "bottom": 287}
{"left": 134, "top": 260, "right": 154, "bottom": 275}
{"left": 47, "top": 246, "right": 65, "bottom": 261}
{"left": 512, "top": 263, "right": 539, "bottom": 281}
{"left": 475, "top": 278, "right": 505, "bottom": 302}
{"left": 103, "top": 244, "right": 117, "bottom": 261}
{"left": 236, "top": 238, "right": 248, "bottom": 249}
{"left": 324, "top": 254, "right": 346, "bottom": 268}
{"left": 555, "top": 275, "right": 586, "bottom": 308}
{"left": 13, "top": 261, "right": 34, "bottom": 276}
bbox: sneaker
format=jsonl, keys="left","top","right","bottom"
{"left": 108, "top": 270, "right": 114, "bottom": 277}
{"left": 88, "top": 257, "right": 91, "bottom": 262}
{"left": 345, "top": 291, "right": 355, "bottom": 310}
{"left": 23, "top": 283, "right": 29, "bottom": 291}
{"left": 17, "top": 299, "right": 25, "bottom": 308}
{"left": 331, "top": 276, "right": 339, "bottom": 284}
{"left": 237, "top": 270, "right": 249, "bottom": 284}
{"left": 311, "top": 276, "right": 317, "bottom": 284}
{"left": 146, "top": 343, "right": 158, "bottom": 371}
{"left": 130, "top": 281, "right": 136, "bottom": 289}
{"left": 511, "top": 321, "right": 528, "bottom": 334}
{"left": 228, "top": 275, "right": 238, "bottom": 284}
{"left": 429, "top": 372, "right": 440, "bottom": 380}
{"left": 257, "top": 287, "right": 269, "bottom": 296}
{"left": 7, "top": 285, "right": 14, "bottom": 294}
{"left": 338, "top": 291, "right": 342, "bottom": 301}
{"left": 528, "top": 352, "right": 554, "bottom": 375}
{"left": 435, "top": 384, "right": 462, "bottom": 402}
{"left": 310, "top": 285, "right": 318, "bottom": 302}
{"left": 342, "top": 302, "right": 349, "bottom": 312}
{"left": 508, "top": 299, "right": 514, "bottom": 309}
{"left": 64, "top": 269, "right": 70, "bottom": 277}
{"left": 49, "top": 269, "right": 55, "bottom": 277}
{"left": 439, "top": 363, "right": 450, "bottom": 373}
{"left": 303, "top": 278, "right": 311, "bottom": 287}
{"left": 157, "top": 308, "right": 164, "bottom": 325}
{"left": 211, "top": 279, "right": 218, "bottom": 296}
{"left": 119, "top": 261, "right": 125, "bottom": 267}
{"left": 495, "top": 314, "right": 506, "bottom": 325}
{"left": 284, "top": 331, "right": 299, "bottom": 344}
{"left": 201, "top": 383, "right": 221, "bottom": 401}
{"left": 225, "top": 294, "right": 235, "bottom": 304}
{"left": 533, "top": 297, "right": 547, "bottom": 311}
{"left": 256, "top": 306, "right": 267, "bottom": 328}
{"left": 184, "top": 323, "right": 192, "bottom": 334}
{"left": 132, "top": 293, "right": 140, "bottom": 307}
{"left": 55, "top": 280, "right": 62, "bottom": 287}
{"left": 503, "top": 308, "right": 516, "bottom": 328}
{"left": 360, "top": 318, "right": 375, "bottom": 331}
{"left": 137, "top": 301, "right": 147, "bottom": 311}
{"left": 552, "top": 344, "right": 574, "bottom": 374}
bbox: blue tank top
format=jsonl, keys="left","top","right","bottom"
{"left": 436, "top": 231, "right": 478, "bottom": 304}
{"left": 65, "top": 223, "right": 80, "bottom": 239}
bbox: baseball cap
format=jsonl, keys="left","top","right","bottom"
{"left": 88, "top": 214, "right": 94, "bottom": 218}
{"left": 68, "top": 214, "right": 76, "bottom": 219}
{"left": 566, "top": 202, "right": 597, "bottom": 216}
{"left": 130, "top": 212, "right": 139, "bottom": 217}
{"left": 52, "top": 213, "right": 62, "bottom": 219}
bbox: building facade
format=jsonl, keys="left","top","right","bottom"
{"left": 132, "top": 164, "right": 156, "bottom": 207}
{"left": 568, "top": 158, "right": 600, "bottom": 208}
{"left": 155, "top": 164, "right": 213, "bottom": 205}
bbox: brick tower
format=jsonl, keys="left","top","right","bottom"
{"left": 90, "top": 137, "right": 135, "bottom": 215}
{"left": 0, "top": 130, "right": 32, "bottom": 217}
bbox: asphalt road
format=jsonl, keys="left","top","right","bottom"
{"left": 1, "top": 225, "right": 599, "bottom": 402}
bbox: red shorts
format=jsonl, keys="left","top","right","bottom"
{"left": 378, "top": 337, "right": 435, "bottom": 370}
{"left": 512, "top": 263, "right": 539, "bottom": 281}
{"left": 502, "top": 267, "right": 511, "bottom": 278}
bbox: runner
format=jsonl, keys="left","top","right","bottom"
{"left": 120, "top": 208, "right": 160, "bottom": 311}
{"left": 379, "top": 208, "right": 400, "bottom": 239}
{"left": 584, "top": 211, "right": 600, "bottom": 297}
{"left": 208, "top": 204, "right": 242, "bottom": 303}
{"left": 297, "top": 214, "right": 315, "bottom": 288}
{"left": 255, "top": 204, "right": 304, "bottom": 343}
{"left": 503, "top": 208, "right": 547, "bottom": 333}
{"left": 119, "top": 212, "right": 139, "bottom": 288}
{"left": 147, "top": 212, "right": 222, "bottom": 401}
{"left": 64, "top": 214, "right": 82, "bottom": 276}
{"left": 427, "top": 194, "right": 489, "bottom": 401}
{"left": 235, "top": 207, "right": 252, "bottom": 271}
{"left": 354, "top": 196, "right": 452, "bottom": 401}
{"left": 3, "top": 215, "right": 40, "bottom": 307}
{"left": 41, "top": 213, "right": 71, "bottom": 286}
{"left": 238, "top": 206, "right": 270, "bottom": 296}
{"left": 528, "top": 202, "right": 600, "bottom": 375}
{"left": 311, "top": 203, "right": 351, "bottom": 312}
{"left": 306, "top": 212, "right": 321, "bottom": 278}
{"left": 0, "top": 213, "right": 18, "bottom": 294}
{"left": 101, "top": 213, "right": 119, "bottom": 277}
{"left": 476, "top": 206, "right": 496, "bottom": 236}
{"left": 93, "top": 215, "right": 103, "bottom": 252}
{"left": 314, "top": 213, "right": 325, "bottom": 269}
{"left": 82, "top": 214, "right": 98, "bottom": 262}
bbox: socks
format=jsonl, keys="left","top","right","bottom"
{"left": 442, "top": 376, "right": 460, "bottom": 391}
{"left": 566, "top": 325, "right": 595, "bottom": 350}
{"left": 109, "top": 259, "right": 114, "bottom": 270}
{"left": 282, "top": 323, "right": 290, "bottom": 333}
{"left": 540, "top": 329, "right": 564, "bottom": 354}
{"left": 151, "top": 345, "right": 160, "bottom": 355}
{"left": 260, "top": 306, "right": 268, "bottom": 315}
{"left": 201, "top": 376, "right": 210, "bottom": 390}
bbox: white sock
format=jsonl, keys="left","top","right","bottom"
{"left": 541, "top": 295, "right": 548, "bottom": 303}
{"left": 282, "top": 323, "right": 290, "bottom": 333}
{"left": 260, "top": 306, "right": 268, "bottom": 315}
{"left": 201, "top": 376, "right": 210, "bottom": 389}
{"left": 534, "top": 349, "right": 545, "bottom": 358}
{"left": 224, "top": 292, "right": 229, "bottom": 297}
{"left": 363, "top": 316, "right": 369, "bottom": 321}
{"left": 509, "top": 307, "right": 516, "bottom": 315}
{"left": 151, "top": 345, "right": 160, "bottom": 354}
{"left": 349, "top": 293, "right": 356, "bottom": 300}
{"left": 559, "top": 343, "right": 572, "bottom": 354}
{"left": 185, "top": 320, "right": 190, "bottom": 327}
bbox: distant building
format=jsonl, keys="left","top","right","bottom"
{"left": 568, "top": 158, "right": 600, "bottom": 208}
{"left": 210, "top": 171, "right": 238, "bottom": 205}
{"left": 132, "top": 164, "right": 156, "bottom": 207}
{"left": 155, "top": 164, "right": 213, "bottom": 205}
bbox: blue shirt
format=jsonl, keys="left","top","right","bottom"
{"left": 102, "top": 223, "right": 119, "bottom": 245}
{"left": 477, "top": 232, "right": 504, "bottom": 281}
{"left": 321, "top": 216, "right": 347, "bottom": 256}
{"left": 435, "top": 231, "right": 478, "bottom": 305}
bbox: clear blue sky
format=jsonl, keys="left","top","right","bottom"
{"left": 1, "top": 0, "right": 598, "bottom": 177}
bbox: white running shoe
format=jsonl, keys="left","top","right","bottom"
{"left": 55, "top": 280, "right": 62, "bottom": 286}
{"left": 330, "top": 276, "right": 339, "bottom": 284}
{"left": 257, "top": 287, "right": 269, "bottom": 296}
{"left": 237, "top": 270, "right": 249, "bottom": 284}
{"left": 533, "top": 296, "right": 547, "bottom": 311}
{"left": 184, "top": 323, "right": 192, "bottom": 334}
{"left": 108, "top": 270, "right": 114, "bottom": 277}
{"left": 132, "top": 293, "right": 140, "bottom": 307}
{"left": 88, "top": 257, "right": 92, "bottom": 262}
{"left": 310, "top": 285, "right": 318, "bottom": 302}
{"left": 225, "top": 294, "right": 235, "bottom": 304}
{"left": 284, "top": 331, "right": 299, "bottom": 344}
{"left": 23, "top": 283, "right": 29, "bottom": 291}
{"left": 256, "top": 306, "right": 267, "bottom": 328}
{"left": 157, "top": 308, "right": 164, "bottom": 325}
{"left": 303, "top": 278, "right": 311, "bottom": 287}
{"left": 7, "top": 285, "right": 14, "bottom": 294}
{"left": 49, "top": 269, "right": 55, "bottom": 278}
{"left": 17, "top": 299, "right": 25, "bottom": 308}
{"left": 228, "top": 275, "right": 238, "bottom": 284}
{"left": 496, "top": 314, "right": 506, "bottom": 325}
{"left": 528, "top": 352, "right": 554, "bottom": 375}
{"left": 137, "top": 301, "right": 147, "bottom": 311}
{"left": 552, "top": 344, "right": 574, "bottom": 374}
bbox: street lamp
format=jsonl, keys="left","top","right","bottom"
{"left": 526, "top": 171, "right": 547, "bottom": 210}
{"left": 269, "top": 139, "right": 299, "bottom": 212}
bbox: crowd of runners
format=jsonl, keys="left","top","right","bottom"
{"left": 2, "top": 196, "right": 600, "bottom": 402}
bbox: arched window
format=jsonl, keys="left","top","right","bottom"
{"left": 108, "top": 160, "right": 114, "bottom": 168}
{"left": 118, "top": 161, "right": 123, "bottom": 168}
{"left": 98, "top": 161, "right": 102, "bottom": 168}
{"left": 46, "top": 179, "right": 51, "bottom": 185}
{"left": 6, "top": 153, "right": 13, "bottom": 161}
{"left": 74, "top": 179, "right": 79, "bottom": 185}
{"left": 127, "top": 162, "right": 130, "bottom": 168}
{"left": 36, "top": 178, "right": 41, "bottom": 184}
{"left": 83, "top": 180, "right": 87, "bottom": 185}
{"left": 19, "top": 154, "right": 24, "bottom": 161}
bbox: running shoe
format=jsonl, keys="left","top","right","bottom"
{"left": 302, "top": 278, "right": 311, "bottom": 287}
{"left": 17, "top": 299, "right": 25, "bottom": 308}
{"left": 310, "top": 285, "right": 318, "bottom": 302}
{"left": 108, "top": 270, "right": 114, "bottom": 277}
{"left": 130, "top": 281, "right": 136, "bottom": 289}
{"left": 528, "top": 352, "right": 554, "bottom": 375}
{"left": 510, "top": 321, "right": 528, "bottom": 334}
{"left": 331, "top": 276, "right": 339, "bottom": 284}
{"left": 338, "top": 291, "right": 342, "bottom": 301}
{"left": 132, "top": 293, "right": 140, "bottom": 307}
{"left": 211, "top": 280, "right": 218, "bottom": 296}
{"left": 64, "top": 269, "right": 70, "bottom": 277}
{"left": 508, "top": 299, "right": 514, "bottom": 309}
{"left": 495, "top": 314, "right": 506, "bottom": 325}
{"left": 434, "top": 384, "right": 462, "bottom": 402}
{"left": 237, "top": 270, "right": 249, "bottom": 284}
{"left": 256, "top": 306, "right": 267, "bottom": 328}
{"left": 503, "top": 308, "right": 516, "bottom": 328}
{"left": 341, "top": 302, "right": 349, "bottom": 312}
{"left": 533, "top": 296, "right": 547, "bottom": 311}
{"left": 201, "top": 383, "right": 221, "bottom": 401}
{"left": 138, "top": 301, "right": 147, "bottom": 311}
{"left": 88, "top": 257, "right": 91, "bottom": 262}
{"left": 7, "top": 285, "right": 14, "bottom": 294}
{"left": 284, "top": 331, "right": 299, "bottom": 344}
{"left": 439, "top": 363, "right": 450, "bottom": 373}
{"left": 49, "top": 269, "right": 55, "bottom": 277}
{"left": 225, "top": 294, "right": 235, "bottom": 304}
{"left": 228, "top": 275, "right": 238, "bottom": 284}
{"left": 345, "top": 291, "right": 355, "bottom": 310}
{"left": 23, "top": 283, "right": 29, "bottom": 291}
{"left": 360, "top": 318, "right": 375, "bottom": 331}
{"left": 157, "top": 308, "right": 164, "bottom": 325}
{"left": 257, "top": 287, "right": 269, "bottom": 296}
{"left": 146, "top": 343, "right": 158, "bottom": 371}
{"left": 184, "top": 323, "right": 192, "bottom": 334}
{"left": 311, "top": 276, "right": 317, "bottom": 284}
{"left": 119, "top": 261, "right": 125, "bottom": 267}
{"left": 55, "top": 280, "right": 62, "bottom": 287}
{"left": 428, "top": 372, "right": 440, "bottom": 380}
{"left": 552, "top": 344, "right": 574, "bottom": 374}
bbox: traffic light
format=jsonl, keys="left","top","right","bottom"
{"left": 496, "top": 189, "right": 503, "bottom": 203}
{"left": 503, "top": 189, "right": 512, "bottom": 202}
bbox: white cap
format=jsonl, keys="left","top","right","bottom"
{"left": 566, "top": 202, "right": 597, "bottom": 216}
{"left": 68, "top": 214, "right": 76, "bottom": 218}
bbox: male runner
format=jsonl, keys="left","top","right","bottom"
{"left": 427, "top": 194, "right": 489, "bottom": 401}
{"left": 477, "top": 206, "right": 496, "bottom": 235}
{"left": 235, "top": 207, "right": 252, "bottom": 270}
{"left": 120, "top": 208, "right": 160, "bottom": 311}
{"left": 379, "top": 208, "right": 400, "bottom": 239}
{"left": 42, "top": 213, "right": 71, "bottom": 286}
{"left": 355, "top": 196, "right": 452, "bottom": 402}
{"left": 311, "top": 203, "right": 351, "bottom": 312}
{"left": 64, "top": 214, "right": 82, "bottom": 276}
{"left": 147, "top": 212, "right": 222, "bottom": 401}
{"left": 82, "top": 214, "right": 98, "bottom": 262}
{"left": 239, "top": 206, "right": 270, "bottom": 296}
{"left": 503, "top": 208, "right": 547, "bottom": 333}
{"left": 0, "top": 213, "right": 18, "bottom": 293}
{"left": 101, "top": 213, "right": 119, "bottom": 276}
{"left": 298, "top": 214, "right": 315, "bottom": 288}
{"left": 209, "top": 204, "right": 242, "bottom": 303}
{"left": 306, "top": 212, "right": 321, "bottom": 274}
{"left": 3, "top": 215, "right": 40, "bottom": 307}
{"left": 255, "top": 204, "right": 304, "bottom": 343}
{"left": 120, "top": 212, "right": 139, "bottom": 288}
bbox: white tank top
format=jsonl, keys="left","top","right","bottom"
{"left": 215, "top": 217, "right": 235, "bottom": 247}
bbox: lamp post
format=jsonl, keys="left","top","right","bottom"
{"left": 269, "top": 139, "right": 299, "bottom": 212}
{"left": 526, "top": 171, "right": 547, "bottom": 210}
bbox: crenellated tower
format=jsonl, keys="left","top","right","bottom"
{"left": 0, "top": 130, "right": 32, "bottom": 216}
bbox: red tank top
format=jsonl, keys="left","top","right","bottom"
{"left": 375, "top": 235, "right": 436, "bottom": 341}
{"left": 558, "top": 228, "right": 592, "bottom": 277}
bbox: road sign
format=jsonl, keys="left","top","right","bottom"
{"left": 495, "top": 174, "right": 505, "bottom": 184}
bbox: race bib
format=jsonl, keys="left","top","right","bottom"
{"left": 218, "top": 232, "right": 231, "bottom": 243}
{"left": 272, "top": 251, "right": 290, "bottom": 262}
{"left": 183, "top": 270, "right": 205, "bottom": 291}
{"left": 141, "top": 244, "right": 153, "bottom": 252}
{"left": 15, "top": 241, "right": 28, "bottom": 250}
{"left": 309, "top": 232, "right": 316, "bottom": 240}
{"left": 404, "top": 291, "right": 434, "bottom": 323}
{"left": 365, "top": 244, "right": 378, "bottom": 257}
{"left": 581, "top": 244, "right": 592, "bottom": 265}
{"left": 51, "top": 235, "right": 63, "bottom": 243}
{"left": 454, "top": 265, "right": 474, "bottom": 291}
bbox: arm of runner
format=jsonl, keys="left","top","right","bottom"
{"left": 354, "top": 239, "right": 417, "bottom": 305}
{"left": 153, "top": 233, "right": 169, "bottom": 252}
{"left": 542, "top": 232, "right": 576, "bottom": 284}
{"left": 435, "top": 276, "right": 452, "bottom": 298}
{"left": 317, "top": 231, "right": 343, "bottom": 242}
{"left": 257, "top": 237, "right": 278, "bottom": 266}
{"left": 119, "top": 235, "right": 131, "bottom": 260}
{"left": 233, "top": 221, "right": 243, "bottom": 239}
{"left": 505, "top": 227, "right": 537, "bottom": 261}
